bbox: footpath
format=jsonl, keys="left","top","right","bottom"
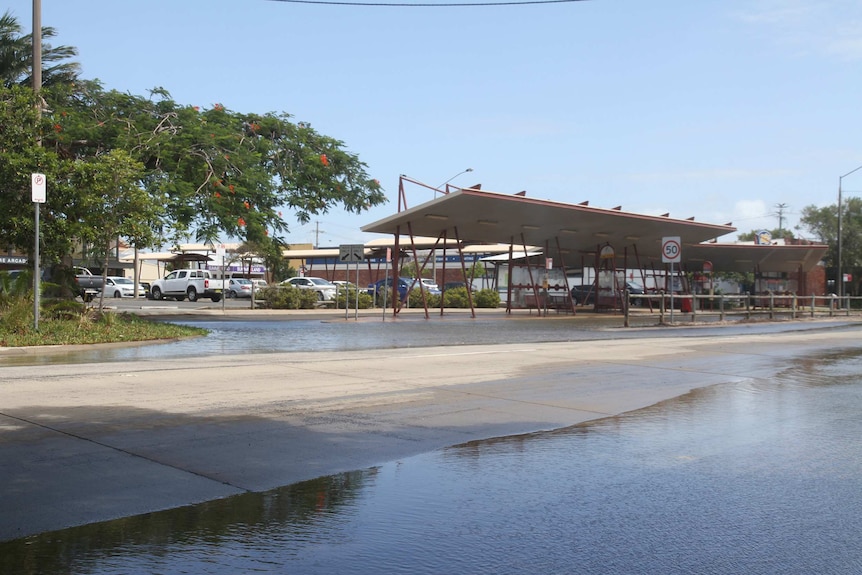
{"left": 1, "top": 319, "right": 862, "bottom": 541}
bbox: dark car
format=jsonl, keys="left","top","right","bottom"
{"left": 570, "top": 284, "right": 596, "bottom": 306}
{"left": 624, "top": 282, "right": 646, "bottom": 307}
{"left": 367, "top": 277, "right": 414, "bottom": 303}
{"left": 571, "top": 282, "right": 645, "bottom": 307}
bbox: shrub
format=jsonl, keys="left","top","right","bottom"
{"left": 335, "top": 289, "right": 374, "bottom": 309}
{"left": 0, "top": 295, "right": 33, "bottom": 335}
{"left": 42, "top": 298, "right": 87, "bottom": 320}
{"left": 257, "top": 285, "right": 318, "bottom": 309}
{"left": 442, "top": 287, "right": 470, "bottom": 308}
{"left": 407, "top": 289, "right": 441, "bottom": 308}
{"left": 474, "top": 288, "right": 501, "bottom": 308}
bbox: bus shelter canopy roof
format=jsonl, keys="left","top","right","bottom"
{"left": 362, "top": 188, "right": 827, "bottom": 273}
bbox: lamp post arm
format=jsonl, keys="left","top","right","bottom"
{"left": 837, "top": 163, "right": 862, "bottom": 299}
{"left": 434, "top": 168, "right": 473, "bottom": 198}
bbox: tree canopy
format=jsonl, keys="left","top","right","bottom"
{"left": 0, "top": 10, "right": 80, "bottom": 89}
{"left": 0, "top": 12, "right": 386, "bottom": 267}
{"left": 798, "top": 198, "right": 862, "bottom": 271}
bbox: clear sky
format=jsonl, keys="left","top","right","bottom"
{"left": 7, "top": 0, "right": 862, "bottom": 247}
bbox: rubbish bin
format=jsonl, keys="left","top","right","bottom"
{"left": 681, "top": 297, "right": 692, "bottom": 313}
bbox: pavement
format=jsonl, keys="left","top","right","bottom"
{"left": 2, "top": 315, "right": 862, "bottom": 541}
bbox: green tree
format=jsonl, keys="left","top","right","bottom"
{"left": 1, "top": 16, "right": 387, "bottom": 266}
{"left": 68, "top": 149, "right": 160, "bottom": 310}
{"left": 0, "top": 84, "right": 77, "bottom": 264}
{"left": 40, "top": 82, "right": 387, "bottom": 253}
{"left": 400, "top": 261, "right": 431, "bottom": 278}
{"left": 799, "top": 199, "right": 862, "bottom": 270}
{"left": 0, "top": 10, "right": 80, "bottom": 88}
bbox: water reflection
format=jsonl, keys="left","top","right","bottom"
{"left": 3, "top": 317, "right": 861, "bottom": 366}
{"left": 4, "top": 349, "right": 862, "bottom": 574}
{"left": 0, "top": 471, "right": 376, "bottom": 575}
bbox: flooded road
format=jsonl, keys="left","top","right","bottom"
{"left": 3, "top": 345, "right": 862, "bottom": 574}
{"left": 2, "top": 313, "right": 857, "bottom": 366}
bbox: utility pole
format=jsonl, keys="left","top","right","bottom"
{"left": 33, "top": 0, "right": 42, "bottom": 330}
{"left": 314, "top": 221, "right": 325, "bottom": 248}
{"left": 775, "top": 203, "right": 788, "bottom": 233}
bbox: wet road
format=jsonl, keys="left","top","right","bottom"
{"left": 2, "top": 305, "right": 857, "bottom": 366}
{"left": 3, "top": 318, "right": 862, "bottom": 541}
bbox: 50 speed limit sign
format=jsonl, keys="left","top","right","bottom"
{"left": 662, "top": 236, "right": 681, "bottom": 263}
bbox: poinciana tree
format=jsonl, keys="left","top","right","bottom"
{"left": 1, "top": 10, "right": 387, "bottom": 265}
{"left": 0, "top": 81, "right": 387, "bottom": 264}
{"left": 39, "top": 81, "right": 387, "bottom": 255}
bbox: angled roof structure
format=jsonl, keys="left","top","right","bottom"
{"left": 362, "top": 187, "right": 827, "bottom": 273}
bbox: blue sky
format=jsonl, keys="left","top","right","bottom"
{"left": 7, "top": 0, "right": 862, "bottom": 246}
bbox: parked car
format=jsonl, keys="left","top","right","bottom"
{"left": 250, "top": 279, "right": 269, "bottom": 290}
{"left": 74, "top": 266, "right": 105, "bottom": 301}
{"left": 625, "top": 282, "right": 646, "bottom": 307}
{"left": 150, "top": 269, "right": 225, "bottom": 302}
{"left": 227, "top": 278, "right": 253, "bottom": 298}
{"left": 367, "top": 277, "right": 414, "bottom": 303}
{"left": 570, "top": 282, "right": 645, "bottom": 307}
{"left": 101, "top": 276, "right": 147, "bottom": 298}
{"left": 415, "top": 278, "right": 441, "bottom": 294}
{"left": 281, "top": 276, "right": 337, "bottom": 301}
{"left": 570, "top": 284, "right": 596, "bottom": 306}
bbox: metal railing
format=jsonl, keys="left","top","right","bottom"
{"left": 622, "top": 292, "right": 862, "bottom": 327}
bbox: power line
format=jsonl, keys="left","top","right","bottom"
{"left": 268, "top": 0, "right": 587, "bottom": 6}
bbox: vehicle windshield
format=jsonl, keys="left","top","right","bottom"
{"left": 112, "top": 278, "right": 133, "bottom": 285}
{"left": 308, "top": 278, "right": 335, "bottom": 286}
{"left": 233, "top": 279, "right": 252, "bottom": 285}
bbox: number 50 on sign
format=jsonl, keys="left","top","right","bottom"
{"left": 662, "top": 236, "right": 681, "bottom": 264}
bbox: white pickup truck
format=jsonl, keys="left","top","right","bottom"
{"left": 149, "top": 269, "right": 225, "bottom": 302}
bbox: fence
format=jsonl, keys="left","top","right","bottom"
{"left": 623, "top": 292, "right": 861, "bottom": 327}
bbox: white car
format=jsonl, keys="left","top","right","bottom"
{"left": 102, "top": 276, "right": 147, "bottom": 298}
{"left": 226, "top": 278, "right": 253, "bottom": 299}
{"left": 281, "top": 276, "right": 337, "bottom": 301}
{"left": 417, "top": 278, "right": 440, "bottom": 292}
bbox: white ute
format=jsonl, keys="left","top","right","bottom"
{"left": 149, "top": 269, "right": 225, "bottom": 302}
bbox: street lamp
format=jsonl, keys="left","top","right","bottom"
{"left": 838, "top": 163, "right": 862, "bottom": 299}
{"left": 433, "top": 168, "right": 473, "bottom": 199}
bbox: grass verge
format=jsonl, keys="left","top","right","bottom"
{"left": 0, "top": 311, "right": 208, "bottom": 347}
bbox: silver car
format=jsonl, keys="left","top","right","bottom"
{"left": 281, "top": 276, "right": 337, "bottom": 301}
{"left": 226, "top": 278, "right": 253, "bottom": 299}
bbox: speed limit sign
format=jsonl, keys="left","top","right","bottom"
{"left": 662, "top": 236, "right": 681, "bottom": 263}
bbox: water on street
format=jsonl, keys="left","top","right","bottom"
{"left": 3, "top": 339, "right": 861, "bottom": 574}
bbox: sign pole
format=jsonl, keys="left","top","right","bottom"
{"left": 34, "top": 202, "right": 40, "bottom": 330}
{"left": 338, "top": 244, "right": 365, "bottom": 321}
{"left": 661, "top": 236, "right": 682, "bottom": 324}
{"left": 31, "top": 173, "right": 46, "bottom": 331}
{"left": 669, "top": 262, "right": 674, "bottom": 324}
{"left": 354, "top": 260, "right": 359, "bottom": 321}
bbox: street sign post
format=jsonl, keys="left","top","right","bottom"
{"left": 339, "top": 244, "right": 364, "bottom": 320}
{"left": 31, "top": 173, "right": 46, "bottom": 330}
{"left": 661, "top": 237, "right": 681, "bottom": 264}
{"left": 339, "top": 244, "right": 365, "bottom": 263}
{"left": 662, "top": 236, "right": 682, "bottom": 322}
